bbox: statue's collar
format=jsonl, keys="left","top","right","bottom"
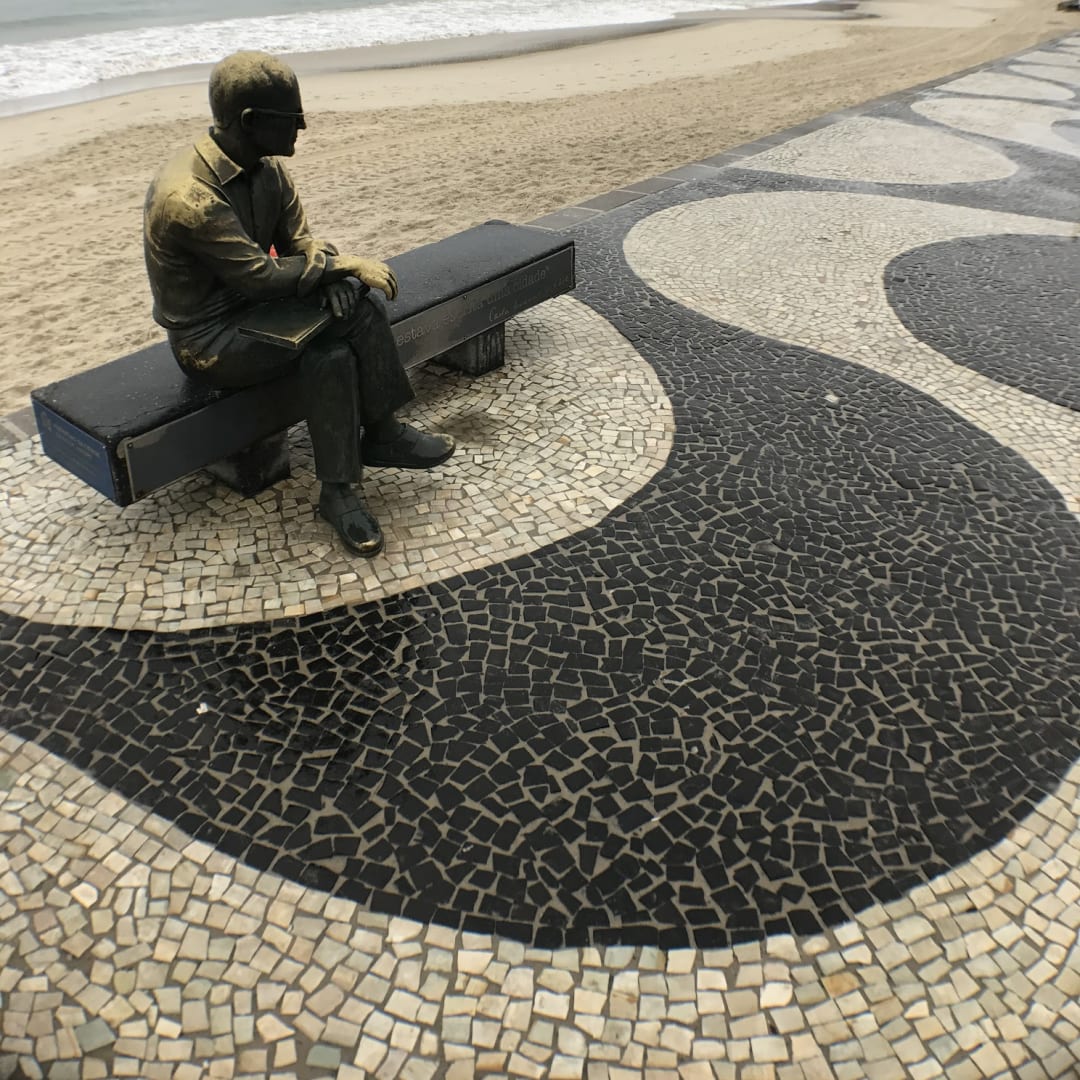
{"left": 195, "top": 133, "right": 247, "bottom": 184}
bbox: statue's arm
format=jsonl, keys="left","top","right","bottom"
{"left": 165, "top": 187, "right": 332, "bottom": 300}
{"left": 160, "top": 184, "right": 399, "bottom": 302}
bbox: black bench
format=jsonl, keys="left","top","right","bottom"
{"left": 31, "top": 220, "right": 575, "bottom": 505}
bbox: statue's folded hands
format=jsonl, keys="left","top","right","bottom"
{"left": 319, "top": 279, "right": 362, "bottom": 320}
{"left": 336, "top": 255, "right": 398, "bottom": 301}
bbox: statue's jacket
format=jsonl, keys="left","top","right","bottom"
{"left": 143, "top": 133, "right": 336, "bottom": 371}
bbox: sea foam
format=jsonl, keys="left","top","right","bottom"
{"left": 0, "top": 0, "right": 816, "bottom": 103}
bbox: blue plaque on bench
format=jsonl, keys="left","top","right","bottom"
{"left": 32, "top": 399, "right": 120, "bottom": 501}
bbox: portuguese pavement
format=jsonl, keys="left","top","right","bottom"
{"left": 1, "top": 33, "right": 1079, "bottom": 1080}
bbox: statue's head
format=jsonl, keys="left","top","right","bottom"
{"left": 209, "top": 50, "right": 306, "bottom": 158}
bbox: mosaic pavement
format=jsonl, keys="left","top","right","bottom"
{"left": 1, "top": 32, "right": 1079, "bottom": 1080}
{"left": 0, "top": 299, "right": 674, "bottom": 632}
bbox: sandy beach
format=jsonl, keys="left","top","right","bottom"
{"left": 0, "top": 0, "right": 1072, "bottom": 417}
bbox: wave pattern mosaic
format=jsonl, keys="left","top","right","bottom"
{"left": 623, "top": 192, "right": 1078, "bottom": 510}
{"left": 1, "top": 34, "right": 1080, "bottom": 1080}
{"left": 0, "top": 298, "right": 673, "bottom": 632}
{"left": 2, "top": 727, "right": 1078, "bottom": 1079}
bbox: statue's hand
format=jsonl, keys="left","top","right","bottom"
{"left": 320, "top": 280, "right": 359, "bottom": 320}
{"left": 346, "top": 257, "right": 398, "bottom": 301}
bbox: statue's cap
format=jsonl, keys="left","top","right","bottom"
{"left": 209, "top": 51, "right": 302, "bottom": 125}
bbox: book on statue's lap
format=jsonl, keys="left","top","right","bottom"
{"left": 236, "top": 301, "right": 332, "bottom": 352}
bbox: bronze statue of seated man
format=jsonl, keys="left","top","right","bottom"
{"left": 143, "top": 49, "right": 454, "bottom": 557}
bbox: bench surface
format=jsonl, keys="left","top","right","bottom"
{"left": 31, "top": 220, "right": 574, "bottom": 504}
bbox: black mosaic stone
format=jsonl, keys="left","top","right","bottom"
{"left": 2, "top": 45, "right": 1080, "bottom": 947}
{"left": 885, "top": 234, "right": 1080, "bottom": 411}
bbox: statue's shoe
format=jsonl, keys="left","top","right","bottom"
{"left": 318, "top": 486, "right": 384, "bottom": 557}
{"left": 362, "top": 424, "right": 456, "bottom": 470}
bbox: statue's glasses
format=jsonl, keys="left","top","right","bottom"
{"left": 240, "top": 106, "right": 307, "bottom": 129}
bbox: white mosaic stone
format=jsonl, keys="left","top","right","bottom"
{"left": 1010, "top": 61, "right": 1080, "bottom": 88}
{"left": 739, "top": 116, "right": 1017, "bottom": 184}
{"left": 939, "top": 70, "right": 1075, "bottom": 101}
{"left": 911, "top": 94, "right": 1080, "bottom": 160}
{"left": 1015, "top": 49, "right": 1080, "bottom": 69}
{"left": 0, "top": 296, "right": 673, "bottom": 632}
{"left": 623, "top": 191, "right": 1080, "bottom": 513}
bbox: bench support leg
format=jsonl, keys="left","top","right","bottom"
{"left": 206, "top": 431, "right": 291, "bottom": 497}
{"left": 437, "top": 324, "right": 505, "bottom": 376}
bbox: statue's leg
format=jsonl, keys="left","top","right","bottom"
{"left": 177, "top": 319, "right": 296, "bottom": 387}
{"left": 296, "top": 338, "right": 364, "bottom": 484}
{"left": 303, "top": 297, "right": 453, "bottom": 556}
{"left": 319, "top": 294, "right": 414, "bottom": 431}
{"left": 325, "top": 295, "right": 455, "bottom": 470}
{"left": 187, "top": 298, "right": 404, "bottom": 480}
{"left": 297, "top": 336, "right": 386, "bottom": 556}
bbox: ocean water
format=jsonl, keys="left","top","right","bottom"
{"left": 0, "top": 0, "right": 814, "bottom": 104}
